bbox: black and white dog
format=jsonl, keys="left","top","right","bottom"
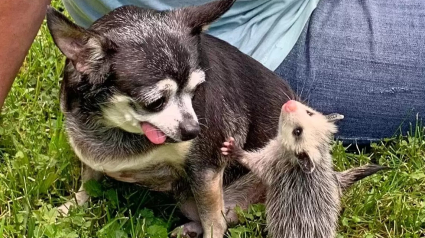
{"left": 46, "top": 0, "right": 296, "bottom": 237}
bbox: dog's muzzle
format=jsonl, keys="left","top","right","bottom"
{"left": 179, "top": 120, "right": 200, "bottom": 141}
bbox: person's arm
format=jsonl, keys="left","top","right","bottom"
{"left": 0, "top": 0, "right": 51, "bottom": 109}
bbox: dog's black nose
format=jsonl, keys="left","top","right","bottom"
{"left": 179, "top": 121, "right": 200, "bottom": 141}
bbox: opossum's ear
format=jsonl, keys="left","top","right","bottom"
{"left": 325, "top": 113, "right": 345, "bottom": 122}
{"left": 296, "top": 152, "right": 315, "bottom": 174}
{"left": 173, "top": 0, "right": 236, "bottom": 34}
{"left": 46, "top": 6, "right": 116, "bottom": 80}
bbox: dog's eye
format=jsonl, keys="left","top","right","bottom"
{"left": 292, "top": 127, "right": 303, "bottom": 137}
{"left": 145, "top": 97, "right": 166, "bottom": 111}
{"left": 306, "top": 110, "right": 314, "bottom": 116}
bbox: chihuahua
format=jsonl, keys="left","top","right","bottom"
{"left": 46, "top": 0, "right": 296, "bottom": 237}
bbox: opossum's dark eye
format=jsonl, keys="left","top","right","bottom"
{"left": 145, "top": 97, "right": 166, "bottom": 112}
{"left": 293, "top": 127, "right": 303, "bottom": 137}
{"left": 306, "top": 110, "right": 314, "bottom": 116}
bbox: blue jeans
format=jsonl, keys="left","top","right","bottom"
{"left": 274, "top": 0, "right": 425, "bottom": 145}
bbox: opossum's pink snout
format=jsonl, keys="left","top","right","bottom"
{"left": 283, "top": 100, "right": 297, "bottom": 113}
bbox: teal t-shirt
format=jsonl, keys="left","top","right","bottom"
{"left": 62, "top": 0, "right": 319, "bottom": 71}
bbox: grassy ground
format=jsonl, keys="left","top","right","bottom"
{"left": 1, "top": 2, "right": 425, "bottom": 238}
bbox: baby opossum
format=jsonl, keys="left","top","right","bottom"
{"left": 221, "top": 100, "right": 388, "bottom": 238}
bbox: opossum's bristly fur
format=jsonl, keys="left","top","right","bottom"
{"left": 266, "top": 152, "right": 340, "bottom": 238}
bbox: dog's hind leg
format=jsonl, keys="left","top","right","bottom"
{"left": 171, "top": 221, "right": 203, "bottom": 238}
{"left": 58, "top": 163, "right": 103, "bottom": 215}
{"left": 171, "top": 172, "right": 266, "bottom": 238}
{"left": 223, "top": 172, "right": 266, "bottom": 225}
{"left": 171, "top": 197, "right": 203, "bottom": 238}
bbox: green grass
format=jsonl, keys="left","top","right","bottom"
{"left": 1, "top": 2, "right": 424, "bottom": 238}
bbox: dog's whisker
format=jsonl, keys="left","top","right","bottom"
{"left": 202, "top": 67, "right": 213, "bottom": 72}
{"left": 199, "top": 123, "right": 209, "bottom": 129}
{"left": 95, "top": 101, "right": 113, "bottom": 106}
{"left": 153, "top": 135, "right": 167, "bottom": 139}
{"left": 144, "top": 129, "right": 163, "bottom": 133}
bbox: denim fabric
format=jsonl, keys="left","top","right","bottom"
{"left": 274, "top": 0, "right": 425, "bottom": 144}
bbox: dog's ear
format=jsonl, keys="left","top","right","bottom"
{"left": 173, "top": 0, "right": 236, "bottom": 34}
{"left": 46, "top": 6, "right": 115, "bottom": 79}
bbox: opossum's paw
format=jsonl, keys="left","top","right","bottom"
{"left": 221, "top": 137, "right": 244, "bottom": 159}
{"left": 170, "top": 221, "right": 203, "bottom": 238}
{"left": 224, "top": 205, "right": 240, "bottom": 226}
{"left": 221, "top": 137, "right": 236, "bottom": 156}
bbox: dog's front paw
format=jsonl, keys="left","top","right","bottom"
{"left": 57, "top": 189, "right": 90, "bottom": 216}
{"left": 170, "top": 221, "right": 203, "bottom": 238}
{"left": 57, "top": 201, "right": 74, "bottom": 216}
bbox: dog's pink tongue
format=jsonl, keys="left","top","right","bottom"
{"left": 141, "top": 122, "right": 166, "bottom": 145}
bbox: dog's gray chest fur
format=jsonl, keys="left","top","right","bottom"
{"left": 66, "top": 117, "right": 191, "bottom": 190}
